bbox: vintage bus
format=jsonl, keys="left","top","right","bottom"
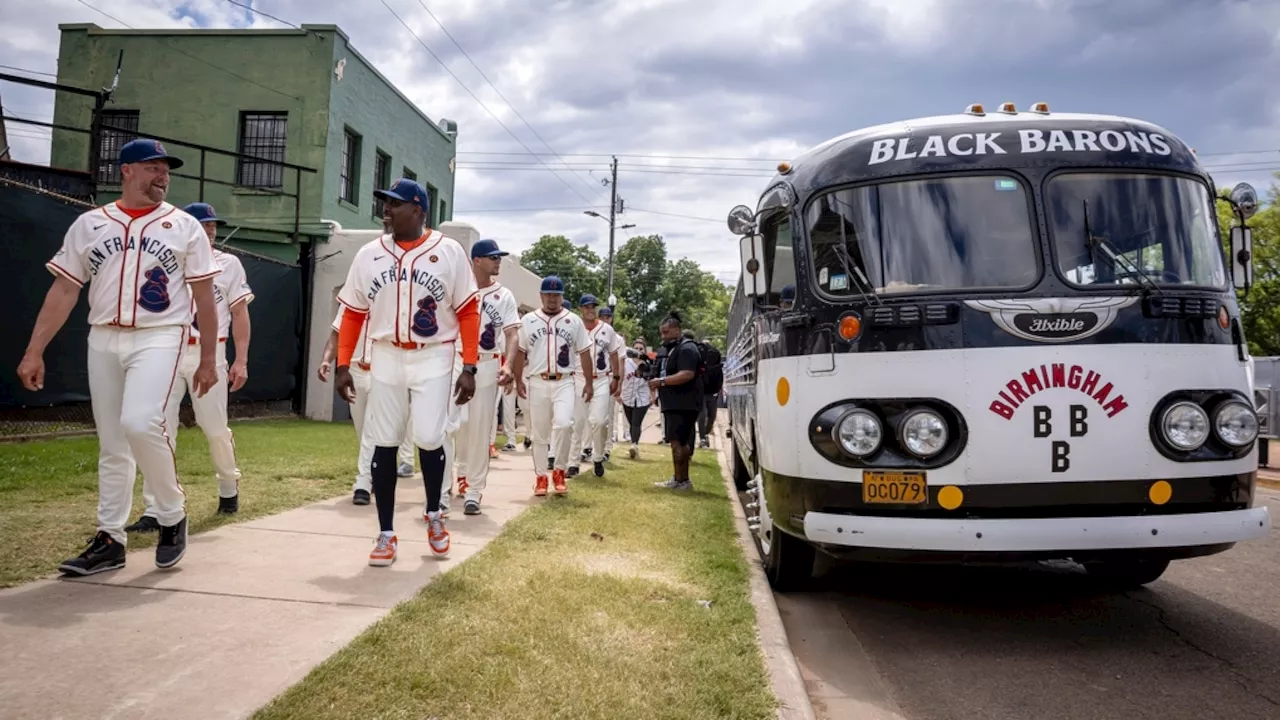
{"left": 723, "top": 102, "right": 1268, "bottom": 591}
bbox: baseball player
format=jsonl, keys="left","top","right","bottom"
{"left": 124, "top": 202, "right": 252, "bottom": 532}
{"left": 566, "top": 295, "right": 622, "bottom": 478}
{"left": 511, "top": 276, "right": 594, "bottom": 496}
{"left": 317, "top": 311, "right": 421, "bottom": 506}
{"left": 17, "top": 138, "right": 221, "bottom": 575}
{"left": 451, "top": 239, "right": 520, "bottom": 515}
{"left": 333, "top": 177, "right": 479, "bottom": 567}
{"left": 599, "top": 306, "right": 623, "bottom": 457}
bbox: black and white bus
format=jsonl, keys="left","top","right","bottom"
{"left": 723, "top": 102, "right": 1268, "bottom": 591}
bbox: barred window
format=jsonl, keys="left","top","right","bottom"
{"left": 425, "top": 183, "right": 439, "bottom": 225}
{"left": 340, "top": 129, "right": 360, "bottom": 204}
{"left": 96, "top": 110, "right": 139, "bottom": 185}
{"left": 236, "top": 112, "right": 287, "bottom": 188}
{"left": 372, "top": 150, "right": 391, "bottom": 219}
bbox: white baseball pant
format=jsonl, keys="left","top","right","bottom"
{"left": 502, "top": 385, "right": 519, "bottom": 440}
{"left": 570, "top": 375, "right": 614, "bottom": 464}
{"left": 454, "top": 355, "right": 501, "bottom": 501}
{"left": 365, "top": 342, "right": 456, "bottom": 451}
{"left": 527, "top": 375, "right": 577, "bottom": 473}
{"left": 88, "top": 325, "right": 188, "bottom": 544}
{"left": 351, "top": 364, "right": 415, "bottom": 494}
{"left": 140, "top": 341, "right": 240, "bottom": 518}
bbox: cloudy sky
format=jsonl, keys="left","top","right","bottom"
{"left": 2, "top": 0, "right": 1278, "bottom": 284}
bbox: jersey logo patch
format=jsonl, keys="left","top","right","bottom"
{"left": 162, "top": 221, "right": 173, "bottom": 229}
{"left": 412, "top": 296, "right": 439, "bottom": 338}
{"left": 596, "top": 348, "right": 607, "bottom": 371}
{"left": 138, "top": 267, "right": 171, "bottom": 312}
{"left": 480, "top": 320, "right": 497, "bottom": 350}
{"left": 429, "top": 255, "right": 439, "bottom": 263}
{"left": 557, "top": 342, "right": 570, "bottom": 368}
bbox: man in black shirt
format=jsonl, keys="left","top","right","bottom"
{"left": 649, "top": 311, "right": 703, "bottom": 491}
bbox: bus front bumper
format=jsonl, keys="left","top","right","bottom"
{"left": 803, "top": 506, "right": 1271, "bottom": 553}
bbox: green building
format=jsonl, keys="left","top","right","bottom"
{"left": 50, "top": 23, "right": 457, "bottom": 262}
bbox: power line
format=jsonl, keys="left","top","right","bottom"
{"left": 454, "top": 206, "right": 597, "bottom": 213}
{"left": 456, "top": 164, "right": 774, "bottom": 179}
{"left": 376, "top": 0, "right": 603, "bottom": 209}
{"left": 74, "top": 0, "right": 301, "bottom": 101}
{"left": 626, "top": 208, "right": 724, "bottom": 224}
{"left": 409, "top": 0, "right": 606, "bottom": 202}
{"left": 220, "top": 0, "right": 299, "bottom": 28}
{"left": 459, "top": 150, "right": 786, "bottom": 162}
{"left": 0, "top": 64, "right": 58, "bottom": 78}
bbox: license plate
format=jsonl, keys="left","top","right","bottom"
{"left": 862, "top": 471, "right": 928, "bottom": 505}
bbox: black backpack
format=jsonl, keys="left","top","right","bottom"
{"left": 690, "top": 339, "right": 723, "bottom": 394}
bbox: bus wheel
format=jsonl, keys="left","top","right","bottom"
{"left": 1083, "top": 558, "right": 1171, "bottom": 589}
{"left": 763, "top": 525, "right": 816, "bottom": 592}
{"left": 731, "top": 441, "right": 750, "bottom": 491}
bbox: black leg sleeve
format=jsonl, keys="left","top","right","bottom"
{"left": 421, "top": 446, "right": 447, "bottom": 513}
{"left": 371, "top": 445, "right": 399, "bottom": 532}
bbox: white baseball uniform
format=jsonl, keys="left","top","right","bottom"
{"left": 46, "top": 201, "right": 220, "bottom": 544}
{"left": 570, "top": 320, "right": 624, "bottom": 466}
{"left": 607, "top": 330, "right": 625, "bottom": 449}
{"left": 329, "top": 308, "right": 416, "bottom": 495}
{"left": 453, "top": 282, "right": 519, "bottom": 502}
{"left": 137, "top": 249, "right": 252, "bottom": 519}
{"left": 518, "top": 308, "right": 590, "bottom": 474}
{"left": 336, "top": 230, "right": 478, "bottom": 452}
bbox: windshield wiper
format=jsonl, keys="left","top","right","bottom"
{"left": 1082, "top": 199, "right": 1163, "bottom": 297}
{"left": 835, "top": 217, "right": 882, "bottom": 306}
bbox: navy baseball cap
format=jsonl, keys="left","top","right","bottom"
{"left": 373, "top": 177, "right": 430, "bottom": 213}
{"left": 579, "top": 294, "right": 598, "bottom": 307}
{"left": 120, "top": 138, "right": 184, "bottom": 170}
{"left": 540, "top": 276, "right": 566, "bottom": 294}
{"left": 598, "top": 306, "right": 613, "bottom": 317}
{"left": 471, "top": 239, "right": 509, "bottom": 259}
{"left": 183, "top": 202, "right": 225, "bottom": 225}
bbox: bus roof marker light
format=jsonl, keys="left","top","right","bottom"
{"left": 999, "top": 102, "right": 1017, "bottom": 114}
{"left": 1029, "top": 102, "right": 1050, "bottom": 114}
{"left": 965, "top": 103, "right": 985, "bottom": 116}
{"left": 777, "top": 161, "right": 793, "bottom": 174}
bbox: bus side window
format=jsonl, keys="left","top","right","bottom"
{"left": 762, "top": 214, "right": 796, "bottom": 308}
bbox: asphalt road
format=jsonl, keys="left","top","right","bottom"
{"left": 771, "top": 486, "right": 1280, "bottom": 720}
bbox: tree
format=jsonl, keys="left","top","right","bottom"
{"left": 1217, "top": 173, "right": 1280, "bottom": 356}
{"left": 518, "top": 235, "right": 606, "bottom": 304}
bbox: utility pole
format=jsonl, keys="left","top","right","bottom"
{"left": 606, "top": 154, "right": 618, "bottom": 302}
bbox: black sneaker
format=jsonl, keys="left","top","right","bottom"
{"left": 58, "top": 532, "right": 126, "bottom": 576}
{"left": 523, "top": 438, "right": 532, "bottom": 449}
{"left": 464, "top": 499, "right": 481, "bottom": 515}
{"left": 581, "top": 448, "right": 592, "bottom": 461}
{"left": 353, "top": 489, "right": 371, "bottom": 505}
{"left": 594, "top": 461, "right": 605, "bottom": 477}
{"left": 547, "top": 456, "right": 555, "bottom": 471}
{"left": 567, "top": 466, "right": 580, "bottom": 478}
{"left": 604, "top": 452, "right": 611, "bottom": 462}
{"left": 156, "top": 517, "right": 188, "bottom": 569}
{"left": 217, "top": 495, "right": 239, "bottom": 515}
{"left": 125, "top": 515, "right": 161, "bottom": 533}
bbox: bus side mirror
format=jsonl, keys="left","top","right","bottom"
{"left": 740, "top": 234, "right": 766, "bottom": 296}
{"left": 1231, "top": 226, "right": 1253, "bottom": 291}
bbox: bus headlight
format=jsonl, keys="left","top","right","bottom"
{"left": 1161, "top": 401, "right": 1210, "bottom": 451}
{"left": 1214, "top": 400, "right": 1258, "bottom": 447}
{"left": 834, "top": 409, "right": 882, "bottom": 457}
{"left": 900, "top": 410, "right": 948, "bottom": 458}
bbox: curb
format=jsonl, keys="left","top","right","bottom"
{"left": 713, "top": 436, "right": 818, "bottom": 720}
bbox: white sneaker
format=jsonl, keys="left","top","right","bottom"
{"left": 426, "top": 511, "right": 450, "bottom": 556}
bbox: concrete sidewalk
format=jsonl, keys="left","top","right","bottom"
{"left": 0, "top": 449, "right": 544, "bottom": 720}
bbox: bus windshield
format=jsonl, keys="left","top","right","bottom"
{"left": 806, "top": 175, "right": 1040, "bottom": 297}
{"left": 1046, "top": 172, "right": 1226, "bottom": 288}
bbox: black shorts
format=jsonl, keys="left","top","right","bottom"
{"left": 663, "top": 410, "right": 700, "bottom": 447}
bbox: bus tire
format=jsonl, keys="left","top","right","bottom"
{"left": 763, "top": 526, "right": 816, "bottom": 592}
{"left": 731, "top": 441, "right": 750, "bottom": 491}
{"left": 1083, "top": 558, "right": 1171, "bottom": 589}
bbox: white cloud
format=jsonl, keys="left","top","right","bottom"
{"left": 2, "top": 0, "right": 1279, "bottom": 284}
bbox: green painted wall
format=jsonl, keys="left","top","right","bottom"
{"left": 322, "top": 35, "right": 456, "bottom": 229}
{"left": 49, "top": 24, "right": 456, "bottom": 260}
